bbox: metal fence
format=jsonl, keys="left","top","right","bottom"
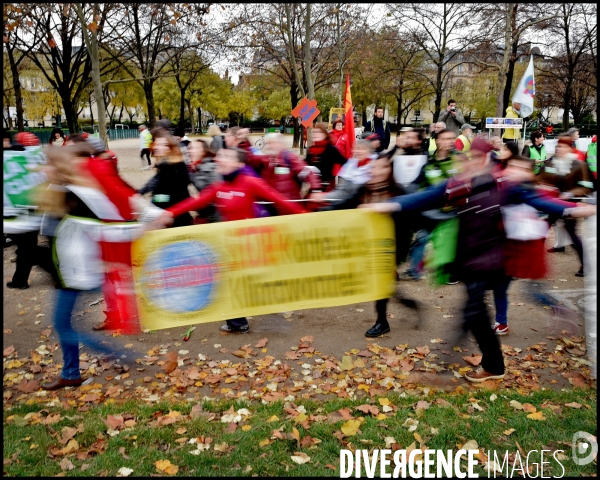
{"left": 107, "top": 128, "right": 139, "bottom": 141}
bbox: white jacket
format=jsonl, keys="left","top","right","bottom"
{"left": 54, "top": 185, "right": 147, "bottom": 290}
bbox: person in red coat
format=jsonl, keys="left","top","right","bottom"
{"left": 163, "top": 147, "right": 307, "bottom": 333}
{"left": 83, "top": 139, "right": 163, "bottom": 333}
{"left": 246, "top": 133, "right": 323, "bottom": 209}
{"left": 330, "top": 118, "right": 351, "bottom": 159}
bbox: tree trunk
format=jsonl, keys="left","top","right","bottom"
{"left": 144, "top": 80, "right": 156, "bottom": 126}
{"left": 7, "top": 46, "right": 25, "bottom": 132}
{"left": 290, "top": 83, "right": 300, "bottom": 148}
{"left": 433, "top": 63, "right": 443, "bottom": 122}
{"left": 178, "top": 86, "right": 187, "bottom": 132}
{"left": 502, "top": 37, "right": 520, "bottom": 114}
{"left": 197, "top": 107, "right": 202, "bottom": 131}
{"left": 118, "top": 104, "right": 124, "bottom": 124}
{"left": 562, "top": 77, "right": 573, "bottom": 130}
{"left": 89, "top": 92, "right": 94, "bottom": 129}
{"left": 186, "top": 99, "right": 194, "bottom": 134}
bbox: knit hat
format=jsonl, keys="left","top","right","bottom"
{"left": 470, "top": 137, "right": 493, "bottom": 154}
{"left": 14, "top": 132, "right": 40, "bottom": 146}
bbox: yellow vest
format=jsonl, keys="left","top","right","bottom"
{"left": 428, "top": 137, "right": 437, "bottom": 153}
{"left": 456, "top": 134, "right": 472, "bottom": 152}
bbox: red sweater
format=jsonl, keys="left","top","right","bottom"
{"left": 168, "top": 170, "right": 307, "bottom": 221}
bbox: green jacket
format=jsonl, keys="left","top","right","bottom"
{"left": 422, "top": 149, "right": 461, "bottom": 187}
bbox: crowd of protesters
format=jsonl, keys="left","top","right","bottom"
{"left": 3, "top": 105, "right": 597, "bottom": 389}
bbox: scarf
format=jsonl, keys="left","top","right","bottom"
{"left": 361, "top": 180, "right": 395, "bottom": 205}
{"left": 357, "top": 157, "right": 372, "bottom": 168}
{"left": 308, "top": 139, "right": 328, "bottom": 159}
{"left": 222, "top": 167, "right": 244, "bottom": 183}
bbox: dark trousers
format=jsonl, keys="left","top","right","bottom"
{"left": 374, "top": 298, "right": 389, "bottom": 325}
{"left": 463, "top": 276, "right": 506, "bottom": 375}
{"left": 10, "top": 232, "right": 58, "bottom": 287}
{"left": 140, "top": 148, "right": 151, "bottom": 165}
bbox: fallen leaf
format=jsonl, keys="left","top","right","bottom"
{"left": 117, "top": 467, "right": 133, "bottom": 477}
{"left": 402, "top": 418, "right": 419, "bottom": 432}
{"left": 463, "top": 354, "right": 482, "bottom": 366}
{"left": 565, "top": 402, "right": 582, "bottom": 409}
{"left": 339, "top": 356, "right": 354, "bottom": 371}
{"left": 527, "top": 411, "right": 546, "bottom": 421}
{"left": 290, "top": 452, "right": 311, "bottom": 464}
{"left": 59, "top": 458, "right": 74, "bottom": 471}
{"left": 3, "top": 345, "right": 15, "bottom": 357}
{"left": 509, "top": 400, "right": 524, "bottom": 410}
{"left": 155, "top": 459, "right": 178, "bottom": 475}
{"left": 255, "top": 338, "right": 268, "bottom": 348}
{"left": 504, "top": 428, "right": 516, "bottom": 436}
{"left": 356, "top": 404, "right": 380, "bottom": 416}
{"left": 104, "top": 415, "right": 124, "bottom": 431}
{"left": 160, "top": 352, "right": 178, "bottom": 373}
{"left": 341, "top": 419, "right": 362, "bottom": 436}
{"left": 415, "top": 401, "right": 430, "bottom": 412}
{"left": 522, "top": 403, "right": 537, "bottom": 414}
{"left": 300, "top": 335, "right": 314, "bottom": 343}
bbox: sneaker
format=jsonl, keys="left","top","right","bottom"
{"left": 547, "top": 247, "right": 565, "bottom": 253}
{"left": 399, "top": 270, "right": 420, "bottom": 281}
{"left": 492, "top": 322, "right": 509, "bottom": 335}
{"left": 219, "top": 323, "right": 249, "bottom": 334}
{"left": 446, "top": 279, "right": 459, "bottom": 285}
{"left": 464, "top": 367, "right": 505, "bottom": 383}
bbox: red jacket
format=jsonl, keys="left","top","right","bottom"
{"left": 246, "top": 150, "right": 322, "bottom": 200}
{"left": 84, "top": 154, "right": 137, "bottom": 221}
{"left": 168, "top": 170, "right": 307, "bottom": 221}
{"left": 330, "top": 129, "right": 351, "bottom": 159}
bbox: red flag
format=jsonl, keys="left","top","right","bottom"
{"left": 343, "top": 74, "right": 355, "bottom": 157}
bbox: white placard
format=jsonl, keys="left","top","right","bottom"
{"left": 485, "top": 117, "right": 523, "bottom": 129}
{"left": 392, "top": 155, "right": 428, "bottom": 186}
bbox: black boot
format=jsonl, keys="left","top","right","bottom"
{"left": 365, "top": 321, "right": 390, "bottom": 338}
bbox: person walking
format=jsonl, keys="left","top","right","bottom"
{"left": 138, "top": 125, "right": 153, "bottom": 170}
{"left": 39, "top": 143, "right": 165, "bottom": 390}
{"left": 360, "top": 137, "right": 595, "bottom": 382}
{"left": 437, "top": 100, "right": 466, "bottom": 136}
{"left": 163, "top": 148, "right": 308, "bottom": 334}
{"left": 138, "top": 130, "right": 194, "bottom": 228}
{"left": 365, "top": 106, "right": 391, "bottom": 152}
{"left": 537, "top": 134, "right": 594, "bottom": 276}
{"left": 305, "top": 122, "right": 347, "bottom": 190}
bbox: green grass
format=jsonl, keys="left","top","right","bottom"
{"left": 3, "top": 389, "right": 597, "bottom": 477}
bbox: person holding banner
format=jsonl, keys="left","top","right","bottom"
{"left": 164, "top": 147, "right": 307, "bottom": 333}
{"left": 360, "top": 137, "right": 596, "bottom": 382}
{"left": 39, "top": 144, "right": 165, "bottom": 390}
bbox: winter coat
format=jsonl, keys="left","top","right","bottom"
{"left": 330, "top": 129, "right": 352, "bottom": 159}
{"left": 437, "top": 109, "right": 466, "bottom": 136}
{"left": 364, "top": 117, "right": 391, "bottom": 151}
{"left": 537, "top": 153, "right": 594, "bottom": 198}
{"left": 246, "top": 150, "right": 323, "bottom": 200}
{"left": 53, "top": 185, "right": 147, "bottom": 290}
{"left": 167, "top": 169, "right": 307, "bottom": 222}
{"left": 305, "top": 141, "right": 347, "bottom": 185}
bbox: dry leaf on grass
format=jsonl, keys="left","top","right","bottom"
{"left": 290, "top": 452, "right": 311, "bottom": 464}
{"left": 155, "top": 459, "right": 178, "bottom": 475}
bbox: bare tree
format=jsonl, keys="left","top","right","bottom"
{"left": 386, "top": 3, "right": 479, "bottom": 122}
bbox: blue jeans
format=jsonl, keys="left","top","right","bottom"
{"left": 492, "top": 275, "right": 513, "bottom": 325}
{"left": 54, "top": 289, "right": 117, "bottom": 380}
{"left": 408, "top": 229, "right": 430, "bottom": 277}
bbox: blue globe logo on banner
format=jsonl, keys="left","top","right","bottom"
{"left": 523, "top": 76, "right": 534, "bottom": 97}
{"left": 141, "top": 241, "right": 219, "bottom": 313}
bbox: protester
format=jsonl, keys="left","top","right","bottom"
{"left": 305, "top": 122, "right": 347, "bottom": 190}
{"left": 246, "top": 133, "right": 323, "bottom": 206}
{"left": 360, "top": 137, "right": 595, "bottom": 382}
{"left": 365, "top": 107, "right": 391, "bottom": 152}
{"left": 565, "top": 127, "right": 586, "bottom": 161}
{"left": 330, "top": 118, "right": 352, "bottom": 159}
{"left": 537, "top": 134, "right": 594, "bottom": 276}
{"left": 437, "top": 100, "right": 466, "bottom": 136}
{"left": 455, "top": 124, "right": 475, "bottom": 152}
{"left": 586, "top": 134, "right": 597, "bottom": 181}
{"left": 324, "top": 156, "right": 402, "bottom": 337}
{"left": 138, "top": 124, "right": 153, "bottom": 170}
{"left": 187, "top": 139, "right": 221, "bottom": 224}
{"left": 427, "top": 121, "right": 446, "bottom": 154}
{"left": 49, "top": 128, "right": 66, "bottom": 147}
{"left": 522, "top": 130, "right": 547, "bottom": 174}
{"left": 207, "top": 124, "right": 225, "bottom": 153}
{"left": 163, "top": 148, "right": 308, "bottom": 334}
{"left": 138, "top": 130, "right": 194, "bottom": 228}
{"left": 502, "top": 101, "right": 522, "bottom": 144}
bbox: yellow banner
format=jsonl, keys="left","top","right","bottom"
{"left": 131, "top": 210, "right": 396, "bottom": 330}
